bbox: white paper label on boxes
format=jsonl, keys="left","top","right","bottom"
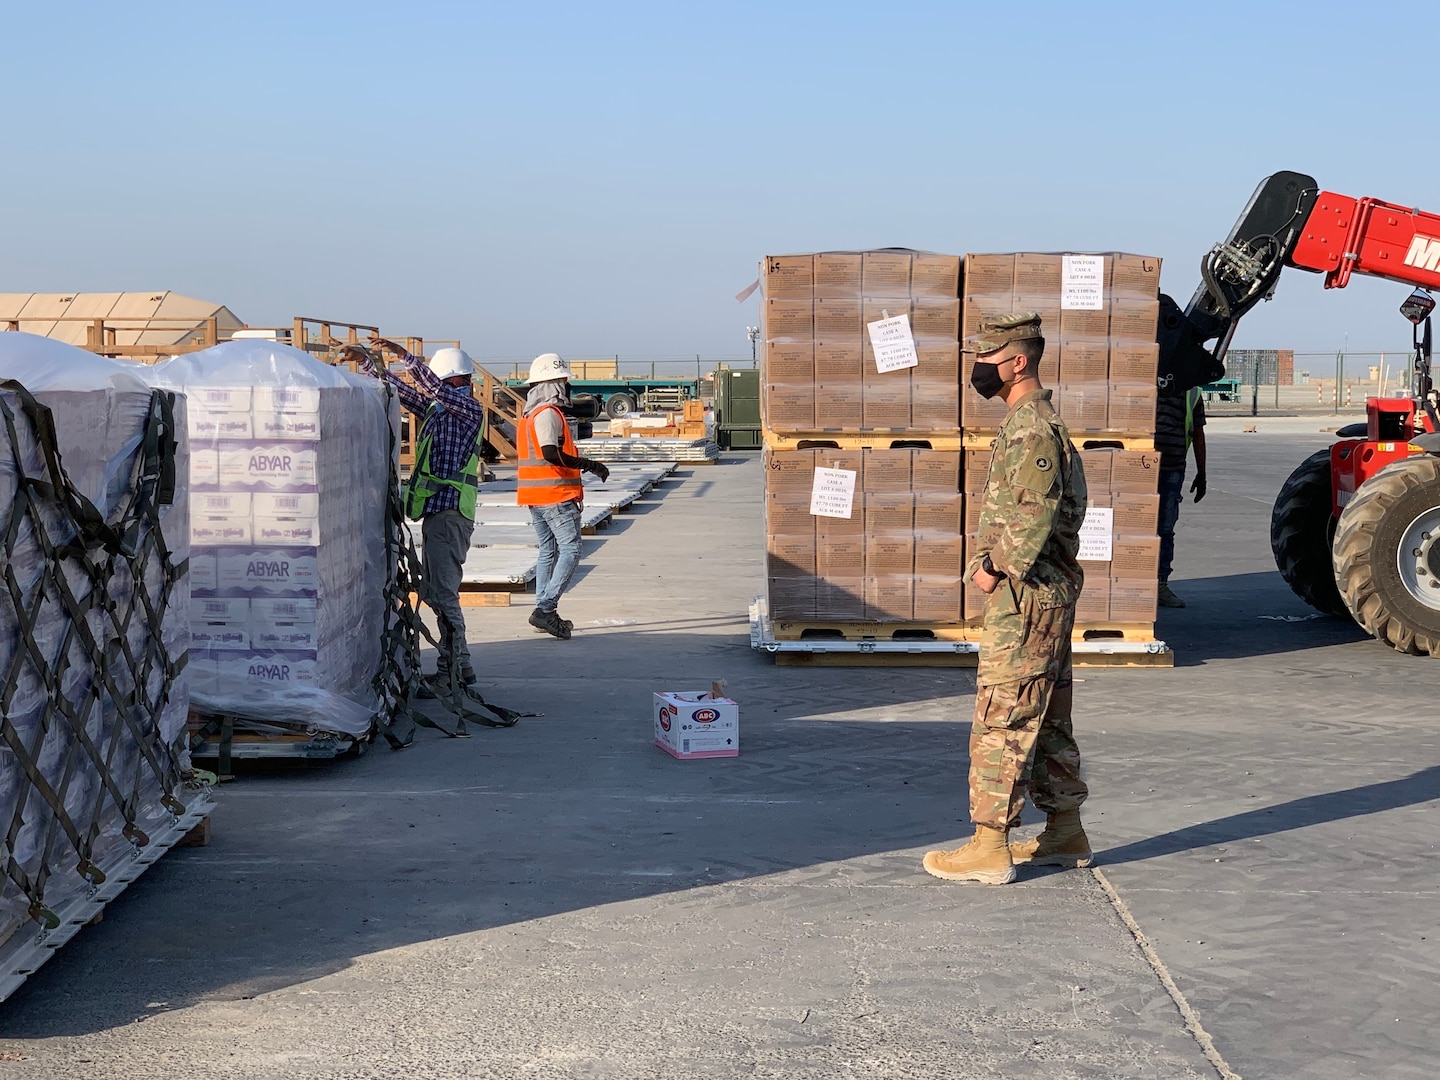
{"left": 1078, "top": 506, "right": 1114, "bottom": 561}
{"left": 809, "top": 467, "right": 858, "bottom": 519}
{"left": 865, "top": 313, "right": 920, "bottom": 373}
{"left": 219, "top": 444, "right": 318, "bottom": 490}
{"left": 1061, "top": 255, "right": 1106, "bottom": 310}
{"left": 217, "top": 549, "right": 319, "bottom": 592}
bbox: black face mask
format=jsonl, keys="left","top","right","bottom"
{"left": 969, "top": 361, "right": 1005, "bottom": 400}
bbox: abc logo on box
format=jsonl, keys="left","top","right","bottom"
{"left": 660, "top": 706, "right": 676, "bottom": 731}
{"left": 691, "top": 708, "right": 719, "bottom": 724}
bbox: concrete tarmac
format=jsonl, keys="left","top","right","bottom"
{"left": 4, "top": 422, "right": 1439, "bottom": 1079}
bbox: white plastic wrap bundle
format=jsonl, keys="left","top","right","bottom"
{"left": 145, "top": 341, "right": 392, "bottom": 736}
{"left": 0, "top": 333, "right": 191, "bottom": 945}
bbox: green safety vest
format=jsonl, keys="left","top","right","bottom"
{"left": 405, "top": 404, "right": 486, "bottom": 521}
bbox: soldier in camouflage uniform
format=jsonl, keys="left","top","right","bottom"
{"left": 923, "top": 312, "right": 1093, "bottom": 885}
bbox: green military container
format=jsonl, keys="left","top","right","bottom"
{"left": 714, "top": 368, "right": 761, "bottom": 450}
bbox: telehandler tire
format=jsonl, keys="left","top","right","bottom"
{"left": 1271, "top": 449, "right": 1348, "bottom": 616}
{"left": 1333, "top": 454, "right": 1440, "bottom": 656}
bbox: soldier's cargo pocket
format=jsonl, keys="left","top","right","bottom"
{"left": 979, "top": 582, "right": 1027, "bottom": 684}
{"left": 1020, "top": 590, "right": 1068, "bottom": 674}
{"left": 976, "top": 677, "right": 1048, "bottom": 731}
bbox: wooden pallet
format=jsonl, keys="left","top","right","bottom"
{"left": 1074, "top": 621, "right": 1160, "bottom": 643}
{"left": 963, "top": 430, "right": 1156, "bottom": 452}
{"left": 768, "top": 618, "right": 1158, "bottom": 646}
{"left": 770, "top": 619, "right": 974, "bottom": 643}
{"left": 410, "top": 586, "right": 526, "bottom": 608}
{"left": 764, "top": 432, "right": 965, "bottom": 452}
{"left": 1072, "top": 649, "right": 1174, "bottom": 668}
{"left": 772, "top": 647, "right": 1171, "bottom": 669}
{"left": 776, "top": 651, "right": 976, "bottom": 668}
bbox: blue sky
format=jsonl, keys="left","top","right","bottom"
{"left": 1, "top": 2, "right": 1432, "bottom": 370}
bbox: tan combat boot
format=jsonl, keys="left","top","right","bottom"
{"left": 1009, "top": 810, "right": 1094, "bottom": 868}
{"left": 922, "top": 825, "right": 1016, "bottom": 884}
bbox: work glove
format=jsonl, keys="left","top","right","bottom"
{"left": 1190, "top": 472, "right": 1207, "bottom": 503}
{"left": 580, "top": 459, "right": 610, "bottom": 482}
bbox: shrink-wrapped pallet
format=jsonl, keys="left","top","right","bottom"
{"left": 0, "top": 332, "right": 191, "bottom": 950}
{"left": 146, "top": 341, "right": 393, "bottom": 736}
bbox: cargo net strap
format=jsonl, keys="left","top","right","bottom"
{"left": 0, "top": 381, "right": 192, "bottom": 929}
{"left": 361, "top": 364, "right": 531, "bottom": 745}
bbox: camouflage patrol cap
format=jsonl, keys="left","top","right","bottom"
{"left": 963, "top": 311, "right": 1044, "bottom": 355}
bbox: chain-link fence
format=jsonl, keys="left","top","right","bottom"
{"left": 1205, "top": 349, "right": 1415, "bottom": 415}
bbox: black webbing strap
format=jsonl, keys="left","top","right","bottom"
{"left": 361, "top": 366, "right": 532, "bottom": 745}
{"left": 0, "top": 383, "right": 192, "bottom": 931}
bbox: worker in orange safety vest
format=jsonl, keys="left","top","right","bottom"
{"left": 516, "top": 353, "right": 610, "bottom": 639}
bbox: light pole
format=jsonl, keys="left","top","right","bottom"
{"left": 746, "top": 326, "right": 759, "bottom": 367}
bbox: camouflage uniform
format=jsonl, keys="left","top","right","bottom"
{"left": 967, "top": 386, "right": 1089, "bottom": 831}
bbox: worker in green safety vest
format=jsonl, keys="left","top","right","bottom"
{"left": 354, "top": 338, "right": 488, "bottom": 693}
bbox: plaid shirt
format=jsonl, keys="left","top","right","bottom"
{"left": 363, "top": 350, "right": 485, "bottom": 516}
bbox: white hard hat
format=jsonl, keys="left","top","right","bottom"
{"left": 429, "top": 347, "right": 475, "bottom": 379}
{"left": 526, "top": 352, "right": 571, "bottom": 384}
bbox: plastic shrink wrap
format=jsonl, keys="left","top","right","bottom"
{"left": 0, "top": 332, "right": 191, "bottom": 949}
{"left": 144, "top": 341, "right": 393, "bottom": 737}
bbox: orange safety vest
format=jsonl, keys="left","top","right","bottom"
{"left": 516, "top": 404, "right": 583, "bottom": 506}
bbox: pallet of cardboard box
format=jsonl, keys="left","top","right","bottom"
{"left": 754, "top": 248, "right": 1171, "bottom": 666}
{"left": 763, "top": 444, "right": 1164, "bottom": 637}
{"left": 759, "top": 249, "right": 1161, "bottom": 449}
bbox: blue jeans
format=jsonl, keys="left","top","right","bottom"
{"left": 530, "top": 500, "right": 583, "bottom": 613}
{"left": 1157, "top": 467, "right": 1185, "bottom": 583}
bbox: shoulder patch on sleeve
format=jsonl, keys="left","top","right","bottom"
{"left": 1011, "top": 430, "right": 1062, "bottom": 495}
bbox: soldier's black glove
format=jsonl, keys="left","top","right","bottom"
{"left": 580, "top": 459, "right": 610, "bottom": 482}
{"left": 1190, "top": 472, "right": 1207, "bottom": 503}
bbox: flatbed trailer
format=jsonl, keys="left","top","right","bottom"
{"left": 500, "top": 359, "right": 729, "bottom": 419}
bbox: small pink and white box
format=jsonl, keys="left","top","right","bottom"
{"left": 653, "top": 684, "right": 738, "bottom": 760}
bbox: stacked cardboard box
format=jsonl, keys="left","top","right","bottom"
{"left": 758, "top": 249, "right": 1165, "bottom": 635}
{"left": 961, "top": 252, "right": 1162, "bottom": 435}
{"left": 963, "top": 447, "right": 1162, "bottom": 622}
{"left": 761, "top": 251, "right": 963, "bottom": 434}
{"left": 765, "top": 447, "right": 965, "bottom": 622}
{"left": 1075, "top": 448, "right": 1163, "bottom": 622}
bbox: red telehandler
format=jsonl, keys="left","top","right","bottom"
{"left": 1155, "top": 171, "right": 1440, "bottom": 654}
